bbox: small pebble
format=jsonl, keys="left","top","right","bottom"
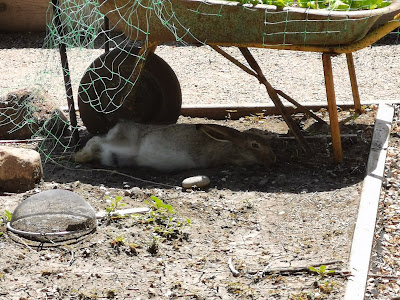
{"left": 182, "top": 175, "right": 210, "bottom": 189}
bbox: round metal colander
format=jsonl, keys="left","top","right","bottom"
{"left": 8, "top": 189, "right": 97, "bottom": 244}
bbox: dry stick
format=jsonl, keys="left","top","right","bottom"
{"left": 249, "top": 260, "right": 347, "bottom": 277}
{"left": 63, "top": 160, "right": 179, "bottom": 189}
{"left": 0, "top": 138, "right": 45, "bottom": 144}
{"left": 9, "top": 232, "right": 35, "bottom": 252}
{"left": 277, "top": 134, "right": 357, "bottom": 140}
{"left": 368, "top": 274, "right": 400, "bottom": 280}
{"left": 228, "top": 257, "right": 240, "bottom": 277}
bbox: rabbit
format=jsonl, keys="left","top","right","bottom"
{"left": 74, "top": 122, "right": 276, "bottom": 172}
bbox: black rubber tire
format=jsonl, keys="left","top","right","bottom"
{"left": 77, "top": 46, "right": 182, "bottom": 135}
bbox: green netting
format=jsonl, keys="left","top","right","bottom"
{"left": 0, "top": 0, "right": 399, "bottom": 167}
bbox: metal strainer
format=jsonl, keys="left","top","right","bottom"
{"left": 8, "top": 189, "right": 97, "bottom": 243}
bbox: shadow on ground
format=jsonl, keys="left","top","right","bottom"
{"left": 42, "top": 122, "right": 372, "bottom": 193}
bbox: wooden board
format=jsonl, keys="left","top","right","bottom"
{"left": 344, "top": 103, "right": 394, "bottom": 299}
{"left": 180, "top": 100, "right": 400, "bottom": 120}
{"left": 0, "top": 0, "right": 50, "bottom": 32}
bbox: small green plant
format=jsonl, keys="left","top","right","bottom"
{"left": 289, "top": 292, "right": 315, "bottom": 300}
{"left": 315, "top": 279, "right": 339, "bottom": 294}
{"left": 145, "top": 196, "right": 175, "bottom": 213}
{"left": 0, "top": 210, "right": 12, "bottom": 236}
{"left": 147, "top": 236, "right": 160, "bottom": 255}
{"left": 110, "top": 235, "right": 126, "bottom": 248}
{"left": 105, "top": 196, "right": 126, "bottom": 214}
{"left": 135, "top": 196, "right": 191, "bottom": 241}
{"left": 308, "top": 265, "right": 335, "bottom": 278}
{"left": 234, "top": 0, "right": 391, "bottom": 10}
{"left": 227, "top": 282, "right": 255, "bottom": 298}
{"left": 109, "top": 235, "right": 141, "bottom": 256}
{"left": 3, "top": 210, "right": 12, "bottom": 222}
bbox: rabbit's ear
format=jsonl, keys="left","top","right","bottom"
{"left": 196, "top": 124, "right": 242, "bottom": 143}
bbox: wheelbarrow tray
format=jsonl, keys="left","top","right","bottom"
{"left": 99, "top": 0, "right": 400, "bottom": 46}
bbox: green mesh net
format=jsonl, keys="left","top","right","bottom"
{"left": 0, "top": 0, "right": 399, "bottom": 166}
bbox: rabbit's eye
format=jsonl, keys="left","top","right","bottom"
{"left": 251, "top": 142, "right": 260, "bottom": 149}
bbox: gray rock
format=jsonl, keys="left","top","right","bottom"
{"left": 0, "top": 89, "right": 69, "bottom": 139}
{"left": 0, "top": 146, "right": 43, "bottom": 192}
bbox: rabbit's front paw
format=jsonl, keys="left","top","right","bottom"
{"left": 74, "top": 149, "right": 94, "bottom": 163}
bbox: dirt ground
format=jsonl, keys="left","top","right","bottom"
{"left": 0, "top": 105, "right": 378, "bottom": 300}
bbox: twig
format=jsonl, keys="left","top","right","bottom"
{"left": 62, "top": 162, "right": 180, "bottom": 189}
{"left": 368, "top": 274, "right": 400, "bottom": 280}
{"left": 250, "top": 260, "right": 348, "bottom": 277}
{"left": 60, "top": 246, "right": 76, "bottom": 266}
{"left": 69, "top": 249, "right": 75, "bottom": 266}
{"left": 0, "top": 138, "right": 45, "bottom": 144}
{"left": 10, "top": 231, "right": 35, "bottom": 252}
{"left": 276, "top": 134, "right": 357, "bottom": 140}
{"left": 96, "top": 207, "right": 150, "bottom": 219}
{"left": 228, "top": 257, "right": 240, "bottom": 277}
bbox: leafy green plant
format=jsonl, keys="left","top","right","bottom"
{"left": 289, "top": 292, "right": 315, "bottom": 300}
{"left": 135, "top": 196, "right": 191, "bottom": 241}
{"left": 314, "top": 279, "right": 340, "bottom": 294}
{"left": 233, "top": 0, "right": 391, "bottom": 10}
{"left": 145, "top": 196, "right": 175, "bottom": 214}
{"left": 109, "top": 235, "right": 141, "bottom": 256}
{"left": 105, "top": 196, "right": 126, "bottom": 215}
{"left": 3, "top": 210, "right": 12, "bottom": 222}
{"left": 308, "top": 265, "right": 335, "bottom": 277}
{"left": 109, "top": 234, "right": 126, "bottom": 248}
{"left": 0, "top": 210, "right": 12, "bottom": 236}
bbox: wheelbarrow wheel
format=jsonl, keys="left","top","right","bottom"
{"left": 77, "top": 46, "right": 182, "bottom": 135}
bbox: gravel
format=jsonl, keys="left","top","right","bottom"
{"left": 0, "top": 32, "right": 399, "bottom": 109}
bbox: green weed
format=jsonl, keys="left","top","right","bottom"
{"left": 105, "top": 196, "right": 126, "bottom": 215}
{"left": 0, "top": 210, "right": 12, "bottom": 236}
{"left": 308, "top": 265, "right": 335, "bottom": 278}
{"left": 135, "top": 196, "right": 191, "bottom": 241}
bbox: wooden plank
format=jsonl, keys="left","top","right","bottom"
{"left": 0, "top": 0, "right": 50, "bottom": 32}
{"left": 344, "top": 103, "right": 394, "bottom": 300}
{"left": 180, "top": 100, "right": 400, "bottom": 120}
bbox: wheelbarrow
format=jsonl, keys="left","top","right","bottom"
{"left": 53, "top": 0, "right": 400, "bottom": 162}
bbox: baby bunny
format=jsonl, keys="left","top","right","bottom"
{"left": 74, "top": 122, "right": 275, "bottom": 172}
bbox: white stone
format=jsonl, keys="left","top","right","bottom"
{"left": 182, "top": 175, "right": 210, "bottom": 189}
{"left": 0, "top": 146, "right": 43, "bottom": 192}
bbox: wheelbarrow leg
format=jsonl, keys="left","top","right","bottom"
{"left": 346, "top": 53, "right": 362, "bottom": 114}
{"left": 104, "top": 16, "right": 110, "bottom": 53}
{"left": 116, "top": 41, "right": 159, "bottom": 104}
{"left": 210, "top": 45, "right": 325, "bottom": 124}
{"left": 127, "top": 41, "right": 158, "bottom": 83}
{"left": 238, "top": 47, "right": 311, "bottom": 153}
{"left": 322, "top": 53, "right": 343, "bottom": 163}
{"left": 52, "top": 0, "right": 80, "bottom": 146}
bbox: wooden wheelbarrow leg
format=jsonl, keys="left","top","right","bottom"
{"left": 120, "top": 41, "right": 158, "bottom": 102}
{"left": 52, "top": 0, "right": 80, "bottom": 146}
{"left": 346, "top": 53, "right": 362, "bottom": 113}
{"left": 322, "top": 53, "right": 343, "bottom": 163}
{"left": 210, "top": 45, "right": 325, "bottom": 124}
{"left": 238, "top": 47, "right": 311, "bottom": 153}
